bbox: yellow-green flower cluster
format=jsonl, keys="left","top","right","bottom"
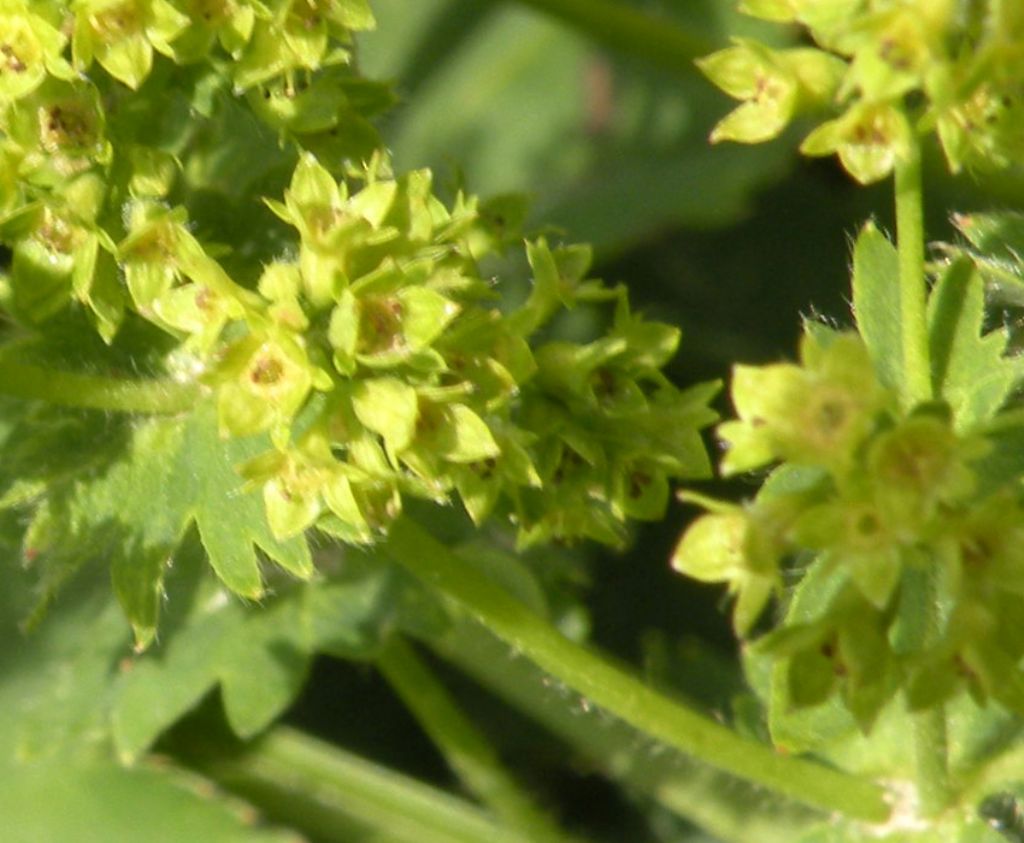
{"left": 212, "top": 155, "right": 716, "bottom": 547}
{"left": 701, "top": 0, "right": 1024, "bottom": 180}
{"left": 66, "top": 0, "right": 374, "bottom": 90}
{"left": 0, "top": 0, "right": 383, "bottom": 340}
{"left": 674, "top": 329, "right": 1024, "bottom": 725}
{"left": 0, "top": 1, "right": 716, "bottom": 550}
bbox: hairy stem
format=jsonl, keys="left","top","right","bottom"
{"left": 377, "top": 637, "right": 579, "bottom": 843}
{"left": 895, "top": 137, "right": 932, "bottom": 405}
{"left": 913, "top": 705, "right": 950, "bottom": 817}
{"left": 426, "top": 617, "right": 822, "bottom": 843}
{"left": 171, "top": 723, "right": 537, "bottom": 843}
{"left": 491, "top": 0, "right": 713, "bottom": 77}
{"left": 385, "top": 518, "right": 891, "bottom": 822}
{"left": 906, "top": 531, "right": 950, "bottom": 816}
{"left": 0, "top": 358, "right": 200, "bottom": 414}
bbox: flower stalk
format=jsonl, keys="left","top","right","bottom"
{"left": 377, "top": 637, "right": 578, "bottom": 843}
{"left": 895, "top": 135, "right": 931, "bottom": 406}
{"left": 0, "top": 357, "right": 200, "bottom": 414}
{"left": 385, "top": 517, "right": 891, "bottom": 822}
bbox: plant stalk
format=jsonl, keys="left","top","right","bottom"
{"left": 0, "top": 358, "right": 200, "bottom": 414}
{"left": 895, "top": 136, "right": 932, "bottom": 406}
{"left": 490, "top": 0, "right": 713, "bottom": 77}
{"left": 385, "top": 517, "right": 891, "bottom": 823}
{"left": 913, "top": 704, "right": 950, "bottom": 817}
{"left": 170, "top": 723, "right": 538, "bottom": 843}
{"left": 426, "top": 617, "right": 822, "bottom": 843}
{"left": 377, "top": 637, "right": 580, "bottom": 843}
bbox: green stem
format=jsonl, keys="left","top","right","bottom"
{"left": 378, "top": 637, "right": 580, "bottom": 843}
{"left": 913, "top": 705, "right": 950, "bottom": 817}
{"left": 0, "top": 358, "right": 200, "bottom": 414}
{"left": 491, "top": 0, "right": 713, "bottom": 77}
{"left": 385, "top": 518, "right": 891, "bottom": 823}
{"left": 895, "top": 136, "right": 932, "bottom": 406}
{"left": 171, "top": 723, "right": 538, "bottom": 843}
{"left": 426, "top": 617, "right": 821, "bottom": 843}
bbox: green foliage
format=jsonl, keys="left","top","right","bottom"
{"left": 4, "top": 0, "right": 1024, "bottom": 841}
{"left": 0, "top": 1, "right": 725, "bottom": 839}
{"left": 111, "top": 535, "right": 393, "bottom": 760}
{"left": 676, "top": 221, "right": 1024, "bottom": 733}
{"left": 0, "top": 0, "right": 716, "bottom": 634}
{"left": 0, "top": 517, "right": 295, "bottom": 841}
{"left": 15, "top": 400, "right": 311, "bottom": 646}
{"left": 669, "top": 0, "right": 1024, "bottom": 833}
{"left": 948, "top": 211, "right": 1024, "bottom": 307}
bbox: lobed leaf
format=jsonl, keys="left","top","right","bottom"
{"left": 21, "top": 400, "right": 311, "bottom": 647}
{"left": 0, "top": 539, "right": 297, "bottom": 841}
{"left": 951, "top": 211, "right": 1024, "bottom": 307}
{"left": 112, "top": 537, "right": 394, "bottom": 761}
{"left": 927, "top": 259, "right": 1023, "bottom": 430}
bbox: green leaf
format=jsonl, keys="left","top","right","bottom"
{"left": 0, "top": 763, "right": 295, "bottom": 843}
{"left": 0, "top": 535, "right": 294, "bottom": 842}
{"left": 672, "top": 512, "right": 746, "bottom": 582}
{"left": 398, "top": 285, "right": 460, "bottom": 349}
{"left": 760, "top": 557, "right": 856, "bottom": 754}
{"left": 852, "top": 221, "right": 902, "bottom": 393}
{"left": 928, "top": 258, "right": 1022, "bottom": 429}
{"left": 0, "top": 547, "right": 128, "bottom": 762}
{"left": 363, "top": 4, "right": 587, "bottom": 205}
{"left": 351, "top": 377, "right": 420, "bottom": 453}
{"left": 112, "top": 537, "right": 393, "bottom": 759}
{"left": 786, "top": 647, "right": 835, "bottom": 709}
{"left": 951, "top": 210, "right": 1024, "bottom": 306}
{"left": 26, "top": 401, "right": 311, "bottom": 647}
{"left": 333, "top": 0, "right": 376, "bottom": 30}
{"left": 433, "top": 404, "right": 500, "bottom": 463}
{"left": 0, "top": 398, "right": 131, "bottom": 509}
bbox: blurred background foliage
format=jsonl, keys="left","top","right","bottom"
{"left": 270, "top": 0, "right": 1024, "bottom": 839}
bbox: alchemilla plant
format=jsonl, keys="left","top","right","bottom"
{"left": 4, "top": 0, "right": 1024, "bottom": 841}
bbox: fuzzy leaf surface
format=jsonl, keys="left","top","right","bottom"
{"left": 927, "top": 259, "right": 1022, "bottom": 429}
{"left": 0, "top": 521, "right": 295, "bottom": 842}
{"left": 22, "top": 400, "right": 311, "bottom": 647}
{"left": 852, "top": 221, "right": 902, "bottom": 394}
{"left": 952, "top": 211, "right": 1024, "bottom": 307}
{"left": 112, "top": 538, "right": 395, "bottom": 760}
